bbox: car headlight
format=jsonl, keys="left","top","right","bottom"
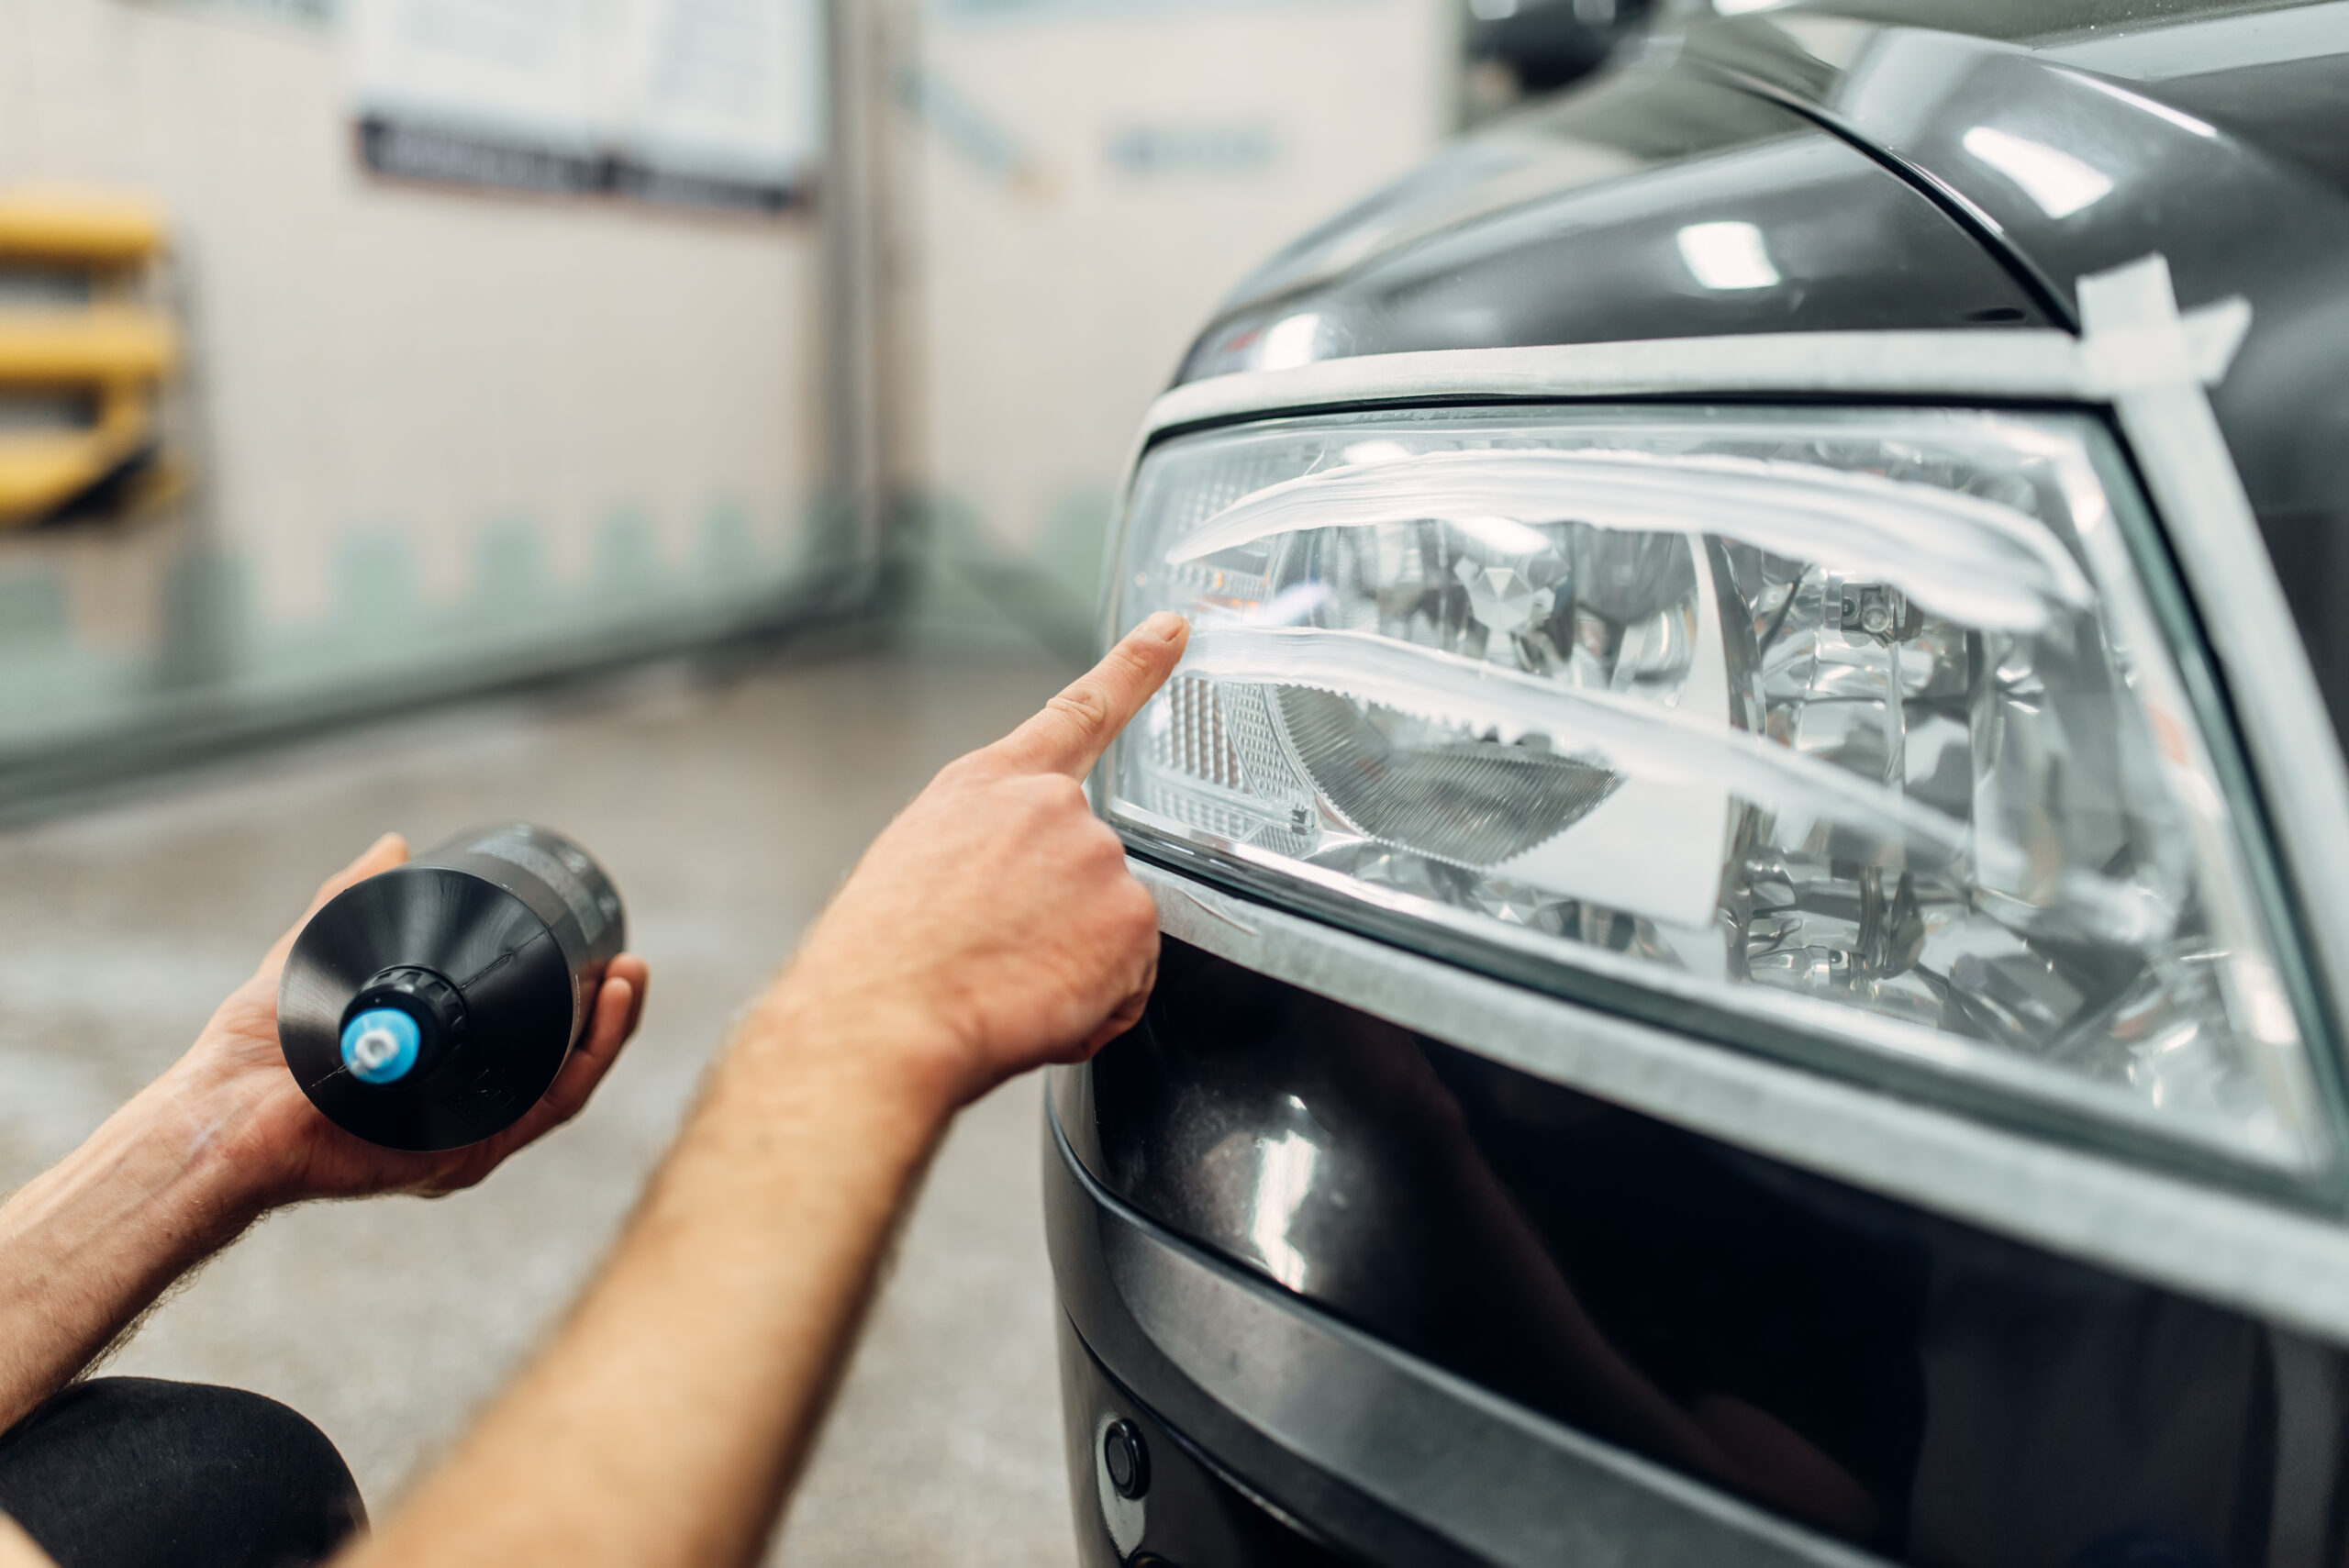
{"left": 1102, "top": 404, "right": 2326, "bottom": 1169}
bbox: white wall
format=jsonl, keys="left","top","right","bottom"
{"left": 0, "top": 0, "right": 1463, "bottom": 738}
{"left": 907, "top": 0, "right": 1454, "bottom": 644}
{"left": 0, "top": 0, "right": 824, "bottom": 742}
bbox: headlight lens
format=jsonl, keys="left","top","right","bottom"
{"left": 1104, "top": 405, "right": 2326, "bottom": 1168}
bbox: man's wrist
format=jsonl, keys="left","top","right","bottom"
{"left": 0, "top": 1058, "right": 271, "bottom": 1431}
{"left": 729, "top": 969, "right": 969, "bottom": 1126}
{"left": 112, "top": 1058, "right": 286, "bottom": 1237}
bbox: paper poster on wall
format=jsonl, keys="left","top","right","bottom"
{"left": 347, "top": 0, "right": 822, "bottom": 212}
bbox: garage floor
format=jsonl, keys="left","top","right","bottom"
{"left": 0, "top": 648, "right": 1083, "bottom": 1565}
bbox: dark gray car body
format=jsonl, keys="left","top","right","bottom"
{"left": 1052, "top": 6, "right": 2349, "bottom": 1565}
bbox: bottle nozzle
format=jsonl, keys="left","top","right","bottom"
{"left": 341, "top": 1008, "right": 422, "bottom": 1084}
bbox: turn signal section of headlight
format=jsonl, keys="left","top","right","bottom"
{"left": 1101, "top": 406, "right": 2328, "bottom": 1171}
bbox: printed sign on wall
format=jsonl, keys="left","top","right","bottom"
{"left": 347, "top": 0, "right": 823, "bottom": 211}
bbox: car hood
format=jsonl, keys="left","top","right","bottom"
{"left": 1174, "top": 64, "right": 2054, "bottom": 385}
{"left": 1169, "top": 2, "right": 2349, "bottom": 747}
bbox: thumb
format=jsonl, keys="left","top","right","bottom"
{"left": 260, "top": 832, "right": 410, "bottom": 973}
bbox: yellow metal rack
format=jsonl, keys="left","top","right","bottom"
{"left": 0, "top": 186, "right": 178, "bottom": 528}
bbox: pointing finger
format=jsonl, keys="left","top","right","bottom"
{"left": 993, "top": 612, "right": 1189, "bottom": 779}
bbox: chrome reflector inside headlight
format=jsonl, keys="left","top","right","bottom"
{"left": 1102, "top": 406, "right": 2328, "bottom": 1168}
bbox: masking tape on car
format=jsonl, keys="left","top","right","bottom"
{"left": 2079, "top": 257, "right": 2349, "bottom": 1083}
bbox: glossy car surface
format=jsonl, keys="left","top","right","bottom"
{"left": 1052, "top": 5, "right": 2349, "bottom": 1565}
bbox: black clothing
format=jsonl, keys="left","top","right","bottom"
{"left": 0, "top": 1378, "right": 363, "bottom": 1568}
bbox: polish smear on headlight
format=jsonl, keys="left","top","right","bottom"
{"left": 1103, "top": 406, "right": 2323, "bottom": 1168}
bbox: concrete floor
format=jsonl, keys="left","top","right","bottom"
{"left": 0, "top": 648, "right": 1084, "bottom": 1564}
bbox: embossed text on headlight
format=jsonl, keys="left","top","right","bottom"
{"left": 1101, "top": 406, "right": 2324, "bottom": 1167}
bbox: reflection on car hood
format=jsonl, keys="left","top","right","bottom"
{"left": 1177, "top": 66, "right": 2053, "bottom": 385}
{"left": 1680, "top": 6, "right": 2349, "bottom": 755}
{"left": 1170, "top": 3, "right": 2349, "bottom": 751}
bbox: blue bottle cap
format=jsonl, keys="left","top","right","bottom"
{"left": 341, "top": 1007, "right": 422, "bottom": 1084}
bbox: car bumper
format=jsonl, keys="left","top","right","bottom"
{"left": 1043, "top": 1081, "right": 1881, "bottom": 1568}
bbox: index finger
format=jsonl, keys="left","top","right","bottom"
{"left": 993, "top": 612, "right": 1189, "bottom": 778}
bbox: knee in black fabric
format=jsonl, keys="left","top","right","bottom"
{"left": 0, "top": 1376, "right": 365, "bottom": 1568}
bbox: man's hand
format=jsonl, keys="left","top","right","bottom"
{"left": 161, "top": 834, "right": 651, "bottom": 1210}
{"left": 776, "top": 610, "right": 1188, "bottom": 1106}
{"left": 346, "top": 616, "right": 1189, "bottom": 1568}
{"left": 0, "top": 837, "right": 650, "bottom": 1433}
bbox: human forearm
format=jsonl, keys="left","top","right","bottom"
{"left": 342, "top": 616, "right": 1186, "bottom": 1564}
{"left": 344, "top": 982, "right": 957, "bottom": 1568}
{"left": 0, "top": 1513, "right": 56, "bottom": 1568}
{"left": 0, "top": 1067, "right": 267, "bottom": 1431}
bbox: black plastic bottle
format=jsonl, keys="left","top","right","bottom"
{"left": 278, "top": 824, "right": 626, "bottom": 1151}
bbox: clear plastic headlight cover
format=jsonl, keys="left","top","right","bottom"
{"left": 1103, "top": 406, "right": 2329, "bottom": 1169}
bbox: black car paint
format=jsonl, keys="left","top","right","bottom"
{"left": 1058, "top": 1316, "right": 1353, "bottom": 1568}
{"left": 1058, "top": 6, "right": 2349, "bottom": 1565}
{"left": 1050, "top": 1062, "right": 1932, "bottom": 1568}
{"left": 1182, "top": 6, "right": 2349, "bottom": 745}
{"left": 1176, "top": 71, "right": 2056, "bottom": 386}
{"left": 1058, "top": 940, "right": 2341, "bottom": 1568}
{"left": 1682, "top": 13, "right": 2349, "bottom": 748}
